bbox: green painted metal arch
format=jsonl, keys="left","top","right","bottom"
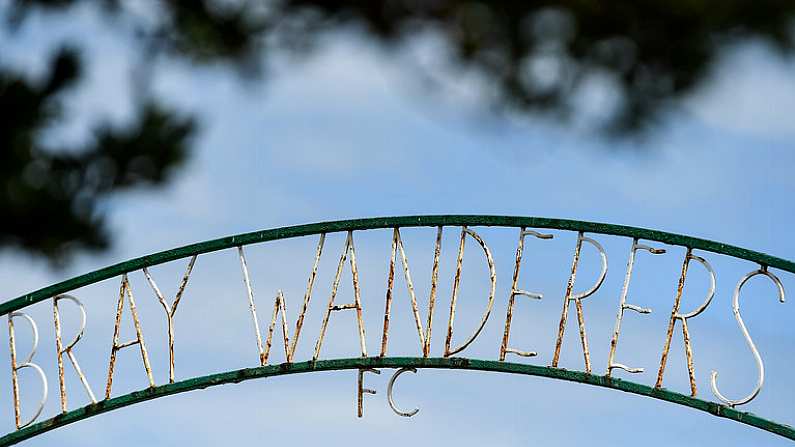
{"left": 2, "top": 215, "right": 795, "bottom": 316}
{"left": 2, "top": 216, "right": 794, "bottom": 443}
{"left": 0, "top": 357, "right": 792, "bottom": 446}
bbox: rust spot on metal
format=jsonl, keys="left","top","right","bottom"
{"left": 606, "top": 239, "right": 662, "bottom": 377}
{"left": 444, "top": 227, "right": 467, "bottom": 356}
{"left": 552, "top": 232, "right": 607, "bottom": 374}
{"left": 574, "top": 298, "right": 591, "bottom": 373}
{"left": 289, "top": 234, "right": 326, "bottom": 362}
{"left": 379, "top": 229, "right": 398, "bottom": 357}
{"left": 380, "top": 227, "right": 443, "bottom": 357}
{"left": 106, "top": 275, "right": 155, "bottom": 400}
{"left": 52, "top": 294, "right": 96, "bottom": 412}
{"left": 7, "top": 312, "right": 46, "bottom": 429}
{"left": 357, "top": 368, "right": 379, "bottom": 417}
{"left": 656, "top": 248, "right": 691, "bottom": 392}
{"left": 143, "top": 255, "right": 198, "bottom": 383}
{"left": 656, "top": 249, "right": 716, "bottom": 397}
{"left": 314, "top": 231, "right": 367, "bottom": 361}
{"left": 8, "top": 314, "right": 21, "bottom": 429}
{"left": 444, "top": 227, "right": 497, "bottom": 357}
{"left": 500, "top": 228, "right": 552, "bottom": 361}
{"left": 552, "top": 233, "right": 583, "bottom": 369}
{"left": 240, "top": 234, "right": 325, "bottom": 366}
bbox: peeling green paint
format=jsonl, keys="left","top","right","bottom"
{"left": 3, "top": 215, "right": 794, "bottom": 316}
{"left": 2, "top": 216, "right": 794, "bottom": 443}
{"left": 1, "top": 357, "right": 792, "bottom": 445}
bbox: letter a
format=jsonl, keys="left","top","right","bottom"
{"left": 314, "top": 231, "right": 367, "bottom": 360}
{"left": 105, "top": 274, "right": 155, "bottom": 399}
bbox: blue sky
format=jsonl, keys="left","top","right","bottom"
{"left": 1, "top": 3, "right": 795, "bottom": 446}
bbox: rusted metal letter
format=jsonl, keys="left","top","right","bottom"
{"left": 357, "top": 368, "right": 380, "bottom": 417}
{"left": 239, "top": 234, "right": 325, "bottom": 365}
{"left": 710, "top": 266, "right": 785, "bottom": 407}
{"left": 8, "top": 312, "right": 48, "bottom": 429}
{"left": 606, "top": 239, "right": 665, "bottom": 377}
{"left": 314, "top": 231, "right": 367, "bottom": 361}
{"left": 551, "top": 232, "right": 607, "bottom": 373}
{"left": 444, "top": 226, "right": 497, "bottom": 357}
{"left": 655, "top": 249, "right": 715, "bottom": 396}
{"left": 500, "top": 228, "right": 553, "bottom": 361}
{"left": 52, "top": 294, "right": 97, "bottom": 412}
{"left": 142, "top": 255, "right": 197, "bottom": 383}
{"left": 381, "top": 227, "right": 443, "bottom": 357}
{"left": 106, "top": 274, "right": 155, "bottom": 399}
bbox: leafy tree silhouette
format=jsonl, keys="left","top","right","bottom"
{"left": 2, "top": 1, "right": 794, "bottom": 262}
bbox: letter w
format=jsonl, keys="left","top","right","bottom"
{"left": 238, "top": 234, "right": 324, "bottom": 365}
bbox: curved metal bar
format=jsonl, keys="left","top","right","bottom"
{"left": 3, "top": 215, "right": 795, "bottom": 316}
{"left": 0, "top": 356, "right": 792, "bottom": 446}
{"left": 52, "top": 294, "right": 97, "bottom": 407}
{"left": 570, "top": 234, "right": 608, "bottom": 301}
{"left": 387, "top": 367, "right": 419, "bottom": 417}
{"left": 710, "top": 268, "right": 786, "bottom": 407}
{"left": 52, "top": 295, "right": 87, "bottom": 351}
{"left": 9, "top": 363, "right": 47, "bottom": 430}
{"left": 444, "top": 227, "right": 497, "bottom": 356}
{"left": 8, "top": 313, "right": 38, "bottom": 366}
{"left": 7, "top": 313, "right": 47, "bottom": 429}
{"left": 677, "top": 254, "right": 717, "bottom": 320}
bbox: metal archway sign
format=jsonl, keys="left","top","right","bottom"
{"left": 1, "top": 215, "right": 793, "bottom": 445}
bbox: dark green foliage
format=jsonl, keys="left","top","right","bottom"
{"left": 0, "top": 48, "right": 193, "bottom": 261}
{"left": 277, "top": 1, "right": 795, "bottom": 132}
{"left": 2, "top": 1, "right": 794, "bottom": 262}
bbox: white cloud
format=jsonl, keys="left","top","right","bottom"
{"left": 2, "top": 9, "right": 795, "bottom": 447}
{"left": 685, "top": 42, "right": 795, "bottom": 138}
